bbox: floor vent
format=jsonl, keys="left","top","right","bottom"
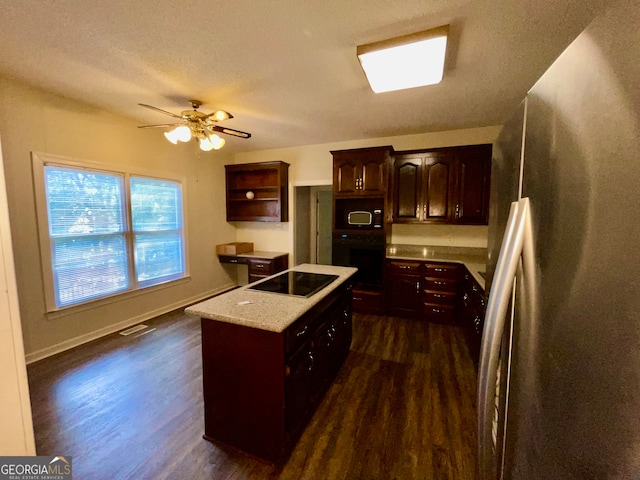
{"left": 119, "top": 324, "right": 149, "bottom": 336}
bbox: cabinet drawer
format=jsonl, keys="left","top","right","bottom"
{"left": 248, "top": 273, "right": 270, "bottom": 284}
{"left": 423, "top": 289, "right": 457, "bottom": 306}
{"left": 352, "top": 288, "right": 383, "bottom": 314}
{"left": 424, "top": 276, "right": 458, "bottom": 291}
{"left": 249, "top": 259, "right": 274, "bottom": 275}
{"left": 423, "top": 303, "right": 456, "bottom": 323}
{"left": 387, "top": 260, "right": 421, "bottom": 275}
{"left": 424, "top": 263, "right": 460, "bottom": 278}
{"left": 218, "top": 255, "right": 248, "bottom": 265}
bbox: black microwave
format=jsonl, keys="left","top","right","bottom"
{"left": 346, "top": 208, "right": 383, "bottom": 229}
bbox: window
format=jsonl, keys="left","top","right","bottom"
{"left": 34, "top": 154, "right": 186, "bottom": 310}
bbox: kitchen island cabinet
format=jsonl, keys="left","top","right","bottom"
{"left": 185, "top": 264, "right": 356, "bottom": 463}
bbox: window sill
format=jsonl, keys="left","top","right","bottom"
{"left": 46, "top": 275, "right": 192, "bottom": 320}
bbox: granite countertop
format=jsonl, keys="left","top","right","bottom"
{"left": 185, "top": 263, "right": 357, "bottom": 333}
{"left": 386, "top": 244, "right": 487, "bottom": 289}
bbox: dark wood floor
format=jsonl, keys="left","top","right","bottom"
{"left": 28, "top": 309, "right": 478, "bottom": 480}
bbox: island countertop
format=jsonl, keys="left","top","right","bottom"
{"left": 185, "top": 263, "right": 357, "bottom": 333}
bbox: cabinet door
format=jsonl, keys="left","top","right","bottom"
{"left": 391, "top": 155, "right": 423, "bottom": 222}
{"left": 333, "top": 157, "right": 359, "bottom": 195}
{"left": 285, "top": 345, "right": 314, "bottom": 435}
{"left": 455, "top": 145, "right": 491, "bottom": 224}
{"left": 423, "top": 153, "right": 455, "bottom": 222}
{"left": 360, "top": 158, "right": 387, "bottom": 195}
{"left": 386, "top": 274, "right": 421, "bottom": 317}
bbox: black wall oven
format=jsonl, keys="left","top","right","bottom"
{"left": 332, "top": 233, "right": 385, "bottom": 287}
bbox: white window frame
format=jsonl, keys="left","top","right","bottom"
{"left": 32, "top": 152, "right": 189, "bottom": 312}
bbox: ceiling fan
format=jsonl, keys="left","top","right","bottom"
{"left": 137, "top": 99, "right": 251, "bottom": 151}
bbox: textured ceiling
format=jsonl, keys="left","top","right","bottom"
{"left": 0, "top": 0, "right": 606, "bottom": 153}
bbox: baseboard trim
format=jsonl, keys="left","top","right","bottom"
{"left": 25, "top": 283, "right": 235, "bottom": 364}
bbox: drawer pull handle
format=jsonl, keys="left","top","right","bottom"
{"left": 434, "top": 268, "right": 444, "bottom": 272}
{"left": 296, "top": 325, "right": 309, "bottom": 338}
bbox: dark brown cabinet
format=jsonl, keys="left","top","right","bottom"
{"left": 390, "top": 144, "right": 491, "bottom": 225}
{"left": 385, "top": 260, "right": 461, "bottom": 322}
{"left": 460, "top": 271, "right": 486, "bottom": 367}
{"left": 331, "top": 146, "right": 392, "bottom": 197}
{"left": 386, "top": 260, "right": 421, "bottom": 317}
{"left": 225, "top": 161, "right": 289, "bottom": 222}
{"left": 200, "top": 281, "right": 353, "bottom": 463}
{"left": 422, "top": 263, "right": 461, "bottom": 324}
{"left": 218, "top": 252, "right": 289, "bottom": 284}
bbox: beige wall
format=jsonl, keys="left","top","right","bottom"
{"left": 233, "top": 125, "right": 501, "bottom": 252}
{"left": 0, "top": 77, "right": 237, "bottom": 360}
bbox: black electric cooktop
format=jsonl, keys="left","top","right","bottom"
{"left": 248, "top": 271, "right": 338, "bottom": 297}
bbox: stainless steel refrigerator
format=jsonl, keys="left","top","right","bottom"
{"left": 479, "top": 1, "right": 640, "bottom": 478}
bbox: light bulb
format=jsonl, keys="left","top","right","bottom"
{"left": 164, "top": 128, "right": 180, "bottom": 144}
{"left": 175, "top": 125, "right": 192, "bottom": 142}
{"left": 199, "top": 137, "right": 215, "bottom": 152}
{"left": 211, "top": 134, "right": 225, "bottom": 150}
{"left": 213, "top": 110, "right": 231, "bottom": 121}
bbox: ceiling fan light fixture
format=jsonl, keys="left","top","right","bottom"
{"left": 174, "top": 125, "right": 192, "bottom": 142}
{"left": 139, "top": 100, "right": 249, "bottom": 152}
{"left": 163, "top": 128, "right": 180, "bottom": 144}
{"left": 357, "top": 25, "right": 449, "bottom": 93}
{"left": 212, "top": 110, "right": 232, "bottom": 122}
{"left": 210, "top": 134, "right": 225, "bottom": 150}
{"left": 199, "top": 134, "right": 225, "bottom": 152}
{"left": 199, "top": 136, "right": 215, "bottom": 152}
{"left": 164, "top": 125, "right": 192, "bottom": 144}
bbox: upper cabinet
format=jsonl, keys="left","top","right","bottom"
{"left": 331, "top": 146, "right": 393, "bottom": 197}
{"left": 390, "top": 144, "right": 491, "bottom": 225}
{"left": 225, "top": 161, "right": 289, "bottom": 222}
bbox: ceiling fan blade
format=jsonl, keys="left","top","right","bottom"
{"left": 138, "top": 103, "right": 183, "bottom": 119}
{"left": 138, "top": 123, "right": 183, "bottom": 129}
{"left": 209, "top": 125, "right": 252, "bottom": 139}
{"left": 202, "top": 109, "right": 234, "bottom": 122}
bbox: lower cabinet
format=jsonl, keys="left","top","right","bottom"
{"left": 422, "top": 263, "right": 461, "bottom": 324}
{"left": 200, "top": 282, "right": 352, "bottom": 463}
{"left": 386, "top": 260, "right": 421, "bottom": 317}
{"left": 385, "top": 260, "right": 460, "bottom": 322}
{"left": 460, "top": 272, "right": 486, "bottom": 366}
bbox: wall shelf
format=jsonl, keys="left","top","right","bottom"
{"left": 225, "top": 161, "right": 289, "bottom": 222}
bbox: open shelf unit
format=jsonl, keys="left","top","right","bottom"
{"left": 225, "top": 161, "right": 289, "bottom": 222}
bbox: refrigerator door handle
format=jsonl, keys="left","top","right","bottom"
{"left": 478, "top": 198, "right": 531, "bottom": 480}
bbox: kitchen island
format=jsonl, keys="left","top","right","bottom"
{"left": 186, "top": 264, "right": 357, "bottom": 463}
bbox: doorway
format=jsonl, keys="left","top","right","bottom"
{"left": 294, "top": 185, "right": 332, "bottom": 266}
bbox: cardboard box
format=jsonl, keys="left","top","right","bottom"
{"left": 216, "top": 242, "right": 254, "bottom": 255}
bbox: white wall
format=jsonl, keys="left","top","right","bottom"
{"left": 0, "top": 135, "right": 35, "bottom": 455}
{"left": 233, "top": 125, "right": 501, "bottom": 252}
{"left": 0, "top": 77, "right": 237, "bottom": 360}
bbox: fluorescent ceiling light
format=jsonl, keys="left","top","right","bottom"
{"left": 357, "top": 25, "right": 449, "bottom": 93}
